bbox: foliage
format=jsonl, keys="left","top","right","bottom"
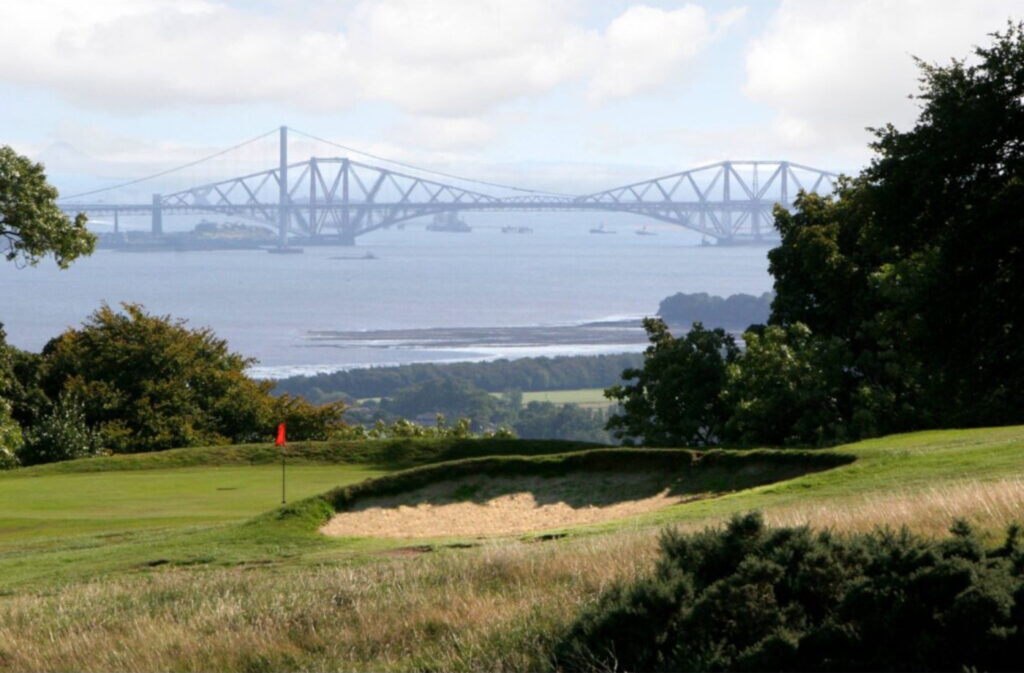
{"left": 0, "top": 398, "right": 22, "bottom": 469}
{"left": 0, "top": 145, "right": 95, "bottom": 268}
{"left": 555, "top": 512, "right": 1024, "bottom": 672}
{"left": 657, "top": 291, "right": 773, "bottom": 330}
{"left": 17, "top": 392, "right": 102, "bottom": 466}
{"left": 332, "top": 414, "right": 514, "bottom": 441}
{"left": 608, "top": 25, "right": 1024, "bottom": 446}
{"left": 36, "top": 303, "right": 343, "bottom": 452}
{"left": 606, "top": 319, "right": 739, "bottom": 446}
{"left": 774, "top": 23, "right": 1024, "bottom": 432}
{"left": 723, "top": 324, "right": 851, "bottom": 446}
{"left": 514, "top": 401, "right": 611, "bottom": 444}
{"left": 273, "top": 352, "right": 644, "bottom": 402}
{"left": 380, "top": 379, "right": 510, "bottom": 431}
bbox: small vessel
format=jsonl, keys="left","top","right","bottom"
{"left": 501, "top": 225, "right": 533, "bottom": 234}
{"left": 589, "top": 224, "right": 616, "bottom": 234}
{"left": 426, "top": 212, "right": 472, "bottom": 232}
{"left": 330, "top": 251, "right": 378, "bottom": 260}
{"left": 267, "top": 246, "right": 304, "bottom": 254}
{"left": 636, "top": 226, "right": 657, "bottom": 236}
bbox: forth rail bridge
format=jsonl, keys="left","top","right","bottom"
{"left": 58, "top": 126, "right": 839, "bottom": 247}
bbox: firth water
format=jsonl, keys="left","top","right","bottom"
{"left": 0, "top": 215, "right": 773, "bottom": 378}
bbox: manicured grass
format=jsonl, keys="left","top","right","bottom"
{"left": 0, "top": 464, "right": 385, "bottom": 545}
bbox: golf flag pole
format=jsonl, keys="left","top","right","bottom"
{"left": 276, "top": 423, "right": 287, "bottom": 504}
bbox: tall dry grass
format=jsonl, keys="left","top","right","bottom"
{"left": 0, "top": 530, "right": 660, "bottom": 672}
{"left": 762, "top": 478, "right": 1024, "bottom": 536}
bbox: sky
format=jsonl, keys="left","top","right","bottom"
{"left": 1, "top": 0, "right": 1021, "bottom": 195}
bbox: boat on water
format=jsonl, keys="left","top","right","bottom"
{"left": 636, "top": 226, "right": 657, "bottom": 236}
{"left": 426, "top": 212, "right": 472, "bottom": 232}
{"left": 267, "top": 246, "right": 304, "bottom": 254}
{"left": 589, "top": 224, "right": 616, "bottom": 234}
{"left": 501, "top": 225, "right": 533, "bottom": 234}
{"left": 330, "top": 251, "right": 378, "bottom": 260}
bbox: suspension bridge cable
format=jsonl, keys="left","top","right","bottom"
{"left": 288, "top": 127, "right": 573, "bottom": 197}
{"left": 57, "top": 128, "right": 281, "bottom": 201}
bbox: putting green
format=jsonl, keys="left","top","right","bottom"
{"left": 0, "top": 464, "right": 385, "bottom": 545}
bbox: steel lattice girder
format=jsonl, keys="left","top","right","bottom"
{"left": 61, "top": 159, "right": 838, "bottom": 241}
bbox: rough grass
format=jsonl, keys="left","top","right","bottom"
{"left": 0, "top": 532, "right": 660, "bottom": 672}
{"left": 763, "top": 477, "right": 1024, "bottom": 534}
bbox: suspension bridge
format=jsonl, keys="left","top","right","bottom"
{"left": 58, "top": 126, "right": 838, "bottom": 246}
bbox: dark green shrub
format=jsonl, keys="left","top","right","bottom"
{"left": 18, "top": 392, "right": 102, "bottom": 466}
{"left": 554, "top": 512, "right": 1024, "bottom": 672}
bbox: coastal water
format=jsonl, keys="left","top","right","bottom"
{"left": 0, "top": 214, "right": 774, "bottom": 378}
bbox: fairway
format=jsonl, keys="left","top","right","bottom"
{"left": 0, "top": 464, "right": 385, "bottom": 545}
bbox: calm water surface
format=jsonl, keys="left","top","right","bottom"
{"left": 0, "top": 215, "right": 774, "bottom": 377}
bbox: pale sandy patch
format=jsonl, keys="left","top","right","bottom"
{"left": 320, "top": 472, "right": 707, "bottom": 538}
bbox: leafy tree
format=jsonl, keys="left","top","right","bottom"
{"left": 18, "top": 391, "right": 102, "bottom": 466}
{"left": 37, "top": 303, "right": 343, "bottom": 452}
{"left": 610, "top": 25, "right": 1024, "bottom": 448}
{"left": 770, "top": 22, "right": 1024, "bottom": 431}
{"left": 0, "top": 146, "right": 94, "bottom": 268}
{"left": 723, "top": 324, "right": 850, "bottom": 446}
{"left": 605, "top": 319, "right": 739, "bottom": 446}
{"left": 0, "top": 398, "right": 22, "bottom": 469}
{"left": 514, "top": 401, "right": 611, "bottom": 444}
{"left": 658, "top": 291, "right": 773, "bottom": 330}
{"left": 381, "top": 379, "right": 510, "bottom": 431}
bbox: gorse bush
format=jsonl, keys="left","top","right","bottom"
{"left": 555, "top": 512, "right": 1024, "bottom": 672}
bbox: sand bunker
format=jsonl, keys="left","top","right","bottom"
{"left": 320, "top": 472, "right": 709, "bottom": 538}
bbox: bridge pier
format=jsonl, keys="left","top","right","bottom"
{"left": 151, "top": 194, "right": 163, "bottom": 235}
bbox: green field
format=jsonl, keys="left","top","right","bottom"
{"left": 1, "top": 427, "right": 1023, "bottom": 671}
{"left": 490, "top": 387, "right": 613, "bottom": 408}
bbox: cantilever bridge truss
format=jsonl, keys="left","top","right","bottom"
{"left": 61, "top": 127, "right": 838, "bottom": 245}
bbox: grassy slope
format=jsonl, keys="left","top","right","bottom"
{"left": 2, "top": 427, "right": 1023, "bottom": 592}
{"left": 0, "top": 438, "right": 597, "bottom": 589}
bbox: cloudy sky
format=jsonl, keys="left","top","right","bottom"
{"left": 1, "top": 0, "right": 1020, "bottom": 193}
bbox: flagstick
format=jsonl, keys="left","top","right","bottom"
{"left": 281, "top": 442, "right": 287, "bottom": 505}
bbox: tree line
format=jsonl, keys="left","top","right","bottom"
{"left": 657, "top": 291, "right": 773, "bottom": 330}
{"left": 273, "top": 352, "right": 643, "bottom": 403}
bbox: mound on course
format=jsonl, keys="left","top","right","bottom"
{"left": 320, "top": 449, "right": 853, "bottom": 538}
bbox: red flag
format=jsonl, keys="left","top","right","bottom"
{"left": 275, "top": 422, "right": 286, "bottom": 446}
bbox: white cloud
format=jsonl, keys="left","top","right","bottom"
{"left": 0, "top": 0, "right": 737, "bottom": 123}
{"left": 744, "top": 0, "right": 1024, "bottom": 165}
{"left": 588, "top": 5, "right": 745, "bottom": 103}
{"left": 388, "top": 116, "right": 497, "bottom": 151}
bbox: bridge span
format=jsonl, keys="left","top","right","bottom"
{"left": 60, "top": 127, "right": 838, "bottom": 246}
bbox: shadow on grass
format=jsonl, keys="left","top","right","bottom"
{"left": 325, "top": 449, "right": 856, "bottom": 512}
